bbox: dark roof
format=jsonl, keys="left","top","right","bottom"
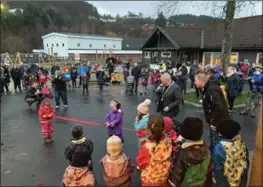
{"left": 122, "top": 36, "right": 147, "bottom": 50}
{"left": 142, "top": 15, "right": 262, "bottom": 49}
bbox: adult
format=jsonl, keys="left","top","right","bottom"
{"left": 11, "top": 65, "right": 22, "bottom": 92}
{"left": 77, "top": 63, "right": 87, "bottom": 87}
{"left": 131, "top": 63, "right": 141, "bottom": 94}
{"left": 224, "top": 66, "right": 240, "bottom": 113}
{"left": 19, "top": 62, "right": 25, "bottom": 89}
{"left": 248, "top": 62, "right": 256, "bottom": 91}
{"left": 52, "top": 72, "right": 68, "bottom": 109}
{"left": 236, "top": 59, "right": 249, "bottom": 94}
{"left": 96, "top": 66, "right": 105, "bottom": 93}
{"left": 189, "top": 61, "right": 198, "bottom": 88}
{"left": 2, "top": 64, "right": 11, "bottom": 94}
{"left": 157, "top": 73, "right": 182, "bottom": 119}
{"left": 51, "top": 63, "right": 60, "bottom": 76}
{"left": 195, "top": 73, "right": 229, "bottom": 152}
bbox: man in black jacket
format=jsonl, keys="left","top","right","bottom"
{"left": 131, "top": 63, "right": 141, "bottom": 94}
{"left": 11, "top": 65, "right": 22, "bottom": 92}
{"left": 195, "top": 73, "right": 229, "bottom": 153}
{"left": 52, "top": 73, "right": 68, "bottom": 109}
{"left": 157, "top": 73, "right": 182, "bottom": 118}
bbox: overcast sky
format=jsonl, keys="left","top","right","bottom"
{"left": 88, "top": 1, "right": 262, "bottom": 18}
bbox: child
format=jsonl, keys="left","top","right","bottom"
{"left": 136, "top": 114, "right": 172, "bottom": 186}
{"left": 163, "top": 116, "right": 177, "bottom": 151}
{"left": 62, "top": 148, "right": 96, "bottom": 186}
{"left": 134, "top": 99, "right": 151, "bottom": 148}
{"left": 138, "top": 69, "right": 148, "bottom": 96}
{"left": 71, "top": 68, "right": 78, "bottom": 88}
{"left": 105, "top": 100, "right": 124, "bottom": 142}
{"left": 168, "top": 117, "right": 212, "bottom": 187}
{"left": 213, "top": 119, "right": 249, "bottom": 187}
{"left": 64, "top": 69, "right": 72, "bottom": 89}
{"left": 41, "top": 84, "right": 53, "bottom": 99}
{"left": 38, "top": 70, "right": 50, "bottom": 88}
{"left": 101, "top": 135, "right": 134, "bottom": 186}
{"left": 38, "top": 98, "right": 55, "bottom": 143}
{"left": 82, "top": 72, "right": 90, "bottom": 95}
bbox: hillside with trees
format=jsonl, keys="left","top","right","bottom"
{"left": 1, "top": 1, "right": 220, "bottom": 53}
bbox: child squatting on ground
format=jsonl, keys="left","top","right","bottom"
{"left": 61, "top": 148, "right": 96, "bottom": 186}
{"left": 38, "top": 97, "right": 55, "bottom": 143}
{"left": 105, "top": 100, "right": 124, "bottom": 143}
{"left": 64, "top": 124, "right": 94, "bottom": 171}
{"left": 136, "top": 114, "right": 172, "bottom": 186}
{"left": 101, "top": 135, "right": 134, "bottom": 186}
{"left": 134, "top": 99, "right": 151, "bottom": 149}
{"left": 168, "top": 117, "right": 212, "bottom": 187}
{"left": 213, "top": 119, "right": 249, "bottom": 187}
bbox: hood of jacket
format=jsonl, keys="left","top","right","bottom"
{"left": 203, "top": 79, "right": 221, "bottom": 92}
{"left": 181, "top": 140, "right": 209, "bottom": 165}
{"left": 62, "top": 166, "right": 95, "bottom": 186}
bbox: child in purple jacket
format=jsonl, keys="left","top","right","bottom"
{"left": 105, "top": 100, "right": 124, "bottom": 143}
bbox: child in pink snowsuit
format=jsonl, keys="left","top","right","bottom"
{"left": 38, "top": 98, "right": 55, "bottom": 143}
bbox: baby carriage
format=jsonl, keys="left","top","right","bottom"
{"left": 125, "top": 76, "right": 135, "bottom": 96}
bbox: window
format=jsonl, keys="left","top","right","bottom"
{"left": 256, "top": 53, "right": 262, "bottom": 64}
{"left": 77, "top": 43, "right": 80, "bottom": 47}
{"left": 161, "top": 52, "right": 171, "bottom": 58}
{"left": 113, "top": 44, "right": 116, "bottom": 48}
{"left": 152, "top": 52, "right": 158, "bottom": 57}
{"left": 52, "top": 44, "right": 54, "bottom": 47}
{"left": 62, "top": 43, "right": 64, "bottom": 47}
{"left": 144, "top": 52, "right": 150, "bottom": 59}
{"left": 104, "top": 44, "right": 106, "bottom": 48}
{"left": 46, "top": 44, "right": 48, "bottom": 47}
{"left": 202, "top": 52, "right": 239, "bottom": 66}
{"left": 56, "top": 43, "right": 59, "bottom": 47}
{"left": 89, "top": 44, "right": 92, "bottom": 48}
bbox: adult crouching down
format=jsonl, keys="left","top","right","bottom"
{"left": 52, "top": 72, "right": 68, "bottom": 109}
{"left": 157, "top": 73, "right": 182, "bottom": 119}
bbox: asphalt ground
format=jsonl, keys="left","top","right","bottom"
{"left": 1, "top": 85, "right": 259, "bottom": 186}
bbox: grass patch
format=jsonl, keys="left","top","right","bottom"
{"left": 184, "top": 91, "right": 247, "bottom": 106}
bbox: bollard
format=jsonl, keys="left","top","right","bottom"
{"left": 249, "top": 101, "right": 262, "bottom": 186}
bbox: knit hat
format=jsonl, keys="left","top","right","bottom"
{"left": 72, "top": 124, "right": 84, "bottom": 140}
{"left": 107, "top": 135, "right": 123, "bottom": 157}
{"left": 244, "top": 59, "right": 249, "bottom": 64}
{"left": 41, "top": 98, "right": 52, "bottom": 106}
{"left": 255, "top": 63, "right": 262, "bottom": 69}
{"left": 71, "top": 147, "right": 90, "bottom": 167}
{"left": 217, "top": 119, "right": 241, "bottom": 139}
{"left": 180, "top": 117, "right": 203, "bottom": 141}
{"left": 137, "top": 99, "right": 151, "bottom": 114}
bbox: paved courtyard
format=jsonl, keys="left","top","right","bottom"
{"left": 1, "top": 85, "right": 259, "bottom": 186}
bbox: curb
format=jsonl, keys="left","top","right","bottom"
{"left": 184, "top": 100, "right": 246, "bottom": 108}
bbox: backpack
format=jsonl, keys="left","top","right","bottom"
{"left": 181, "top": 153, "right": 211, "bottom": 186}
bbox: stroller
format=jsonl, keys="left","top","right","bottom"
{"left": 125, "top": 76, "right": 135, "bottom": 96}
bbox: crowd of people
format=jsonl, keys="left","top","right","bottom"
{"left": 0, "top": 58, "right": 262, "bottom": 186}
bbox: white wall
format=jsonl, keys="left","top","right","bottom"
{"left": 43, "top": 33, "right": 123, "bottom": 57}
{"left": 43, "top": 35, "right": 69, "bottom": 57}
{"left": 67, "top": 37, "right": 122, "bottom": 51}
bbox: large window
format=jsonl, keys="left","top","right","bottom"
{"left": 145, "top": 52, "right": 150, "bottom": 58}
{"left": 161, "top": 52, "right": 171, "bottom": 58}
{"left": 202, "top": 52, "right": 239, "bottom": 66}
{"left": 256, "top": 53, "right": 262, "bottom": 64}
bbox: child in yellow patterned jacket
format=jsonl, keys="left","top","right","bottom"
{"left": 136, "top": 114, "right": 172, "bottom": 186}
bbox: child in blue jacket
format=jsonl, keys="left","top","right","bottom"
{"left": 213, "top": 119, "right": 249, "bottom": 187}
{"left": 251, "top": 63, "right": 263, "bottom": 94}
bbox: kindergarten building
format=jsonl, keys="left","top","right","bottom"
{"left": 33, "top": 33, "right": 146, "bottom": 62}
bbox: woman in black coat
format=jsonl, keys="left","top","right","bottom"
{"left": 96, "top": 67, "right": 105, "bottom": 93}
{"left": 224, "top": 66, "right": 241, "bottom": 112}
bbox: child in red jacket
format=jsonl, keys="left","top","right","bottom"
{"left": 163, "top": 117, "right": 177, "bottom": 151}
{"left": 38, "top": 71, "right": 50, "bottom": 87}
{"left": 38, "top": 98, "right": 55, "bottom": 143}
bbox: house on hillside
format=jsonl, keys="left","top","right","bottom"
{"left": 36, "top": 32, "right": 144, "bottom": 62}
{"left": 141, "top": 15, "right": 262, "bottom": 66}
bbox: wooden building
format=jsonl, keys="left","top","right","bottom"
{"left": 141, "top": 15, "right": 262, "bottom": 67}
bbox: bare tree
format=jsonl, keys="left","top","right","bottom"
{"left": 158, "top": 1, "right": 260, "bottom": 73}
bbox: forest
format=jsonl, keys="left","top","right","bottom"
{"left": 1, "top": 1, "right": 220, "bottom": 53}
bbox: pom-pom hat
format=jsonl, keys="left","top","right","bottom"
{"left": 137, "top": 99, "right": 151, "bottom": 114}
